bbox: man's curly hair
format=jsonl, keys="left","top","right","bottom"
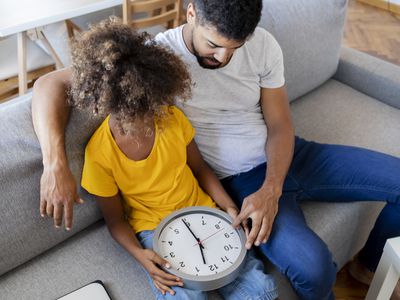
{"left": 69, "top": 18, "right": 192, "bottom": 134}
{"left": 193, "top": 0, "right": 262, "bottom": 41}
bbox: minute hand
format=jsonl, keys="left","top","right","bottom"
{"left": 182, "top": 219, "right": 204, "bottom": 249}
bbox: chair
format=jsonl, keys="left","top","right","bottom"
{"left": 0, "top": 35, "right": 55, "bottom": 102}
{"left": 123, "top": 0, "right": 183, "bottom": 34}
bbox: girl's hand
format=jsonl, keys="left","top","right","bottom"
{"left": 226, "top": 206, "right": 250, "bottom": 239}
{"left": 138, "top": 249, "right": 184, "bottom": 295}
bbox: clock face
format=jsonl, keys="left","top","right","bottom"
{"left": 155, "top": 207, "right": 245, "bottom": 279}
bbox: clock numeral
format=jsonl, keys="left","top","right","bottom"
{"left": 224, "top": 233, "right": 230, "bottom": 238}
{"left": 174, "top": 228, "right": 179, "bottom": 234}
{"left": 208, "top": 264, "right": 219, "bottom": 271}
{"left": 195, "top": 267, "right": 200, "bottom": 273}
{"left": 215, "top": 224, "right": 220, "bottom": 229}
{"left": 179, "top": 261, "right": 185, "bottom": 268}
{"left": 202, "top": 220, "right": 206, "bottom": 225}
{"left": 168, "top": 241, "right": 173, "bottom": 246}
{"left": 220, "top": 255, "right": 230, "bottom": 263}
{"left": 224, "top": 244, "right": 234, "bottom": 251}
{"left": 170, "top": 252, "right": 175, "bottom": 258}
{"left": 182, "top": 218, "right": 190, "bottom": 227}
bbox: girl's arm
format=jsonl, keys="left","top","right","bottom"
{"left": 186, "top": 140, "right": 239, "bottom": 216}
{"left": 96, "top": 194, "right": 183, "bottom": 295}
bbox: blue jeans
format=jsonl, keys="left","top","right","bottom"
{"left": 137, "top": 230, "right": 278, "bottom": 300}
{"left": 221, "top": 136, "right": 400, "bottom": 300}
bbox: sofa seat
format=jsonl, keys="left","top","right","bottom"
{"left": 0, "top": 221, "right": 222, "bottom": 300}
{"left": 0, "top": 202, "right": 382, "bottom": 300}
{"left": 1, "top": 78, "right": 397, "bottom": 299}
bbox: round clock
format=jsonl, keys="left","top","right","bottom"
{"left": 153, "top": 206, "right": 247, "bottom": 291}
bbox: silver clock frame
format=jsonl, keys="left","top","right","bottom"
{"left": 153, "top": 206, "right": 247, "bottom": 291}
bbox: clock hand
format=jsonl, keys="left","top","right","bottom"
{"left": 182, "top": 219, "right": 205, "bottom": 249}
{"left": 193, "top": 227, "right": 225, "bottom": 247}
{"left": 199, "top": 241, "right": 206, "bottom": 264}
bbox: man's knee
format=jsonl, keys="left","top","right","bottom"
{"left": 289, "top": 249, "right": 337, "bottom": 300}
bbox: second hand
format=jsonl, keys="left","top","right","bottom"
{"left": 193, "top": 227, "right": 225, "bottom": 247}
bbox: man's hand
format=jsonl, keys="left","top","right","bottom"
{"left": 39, "top": 162, "right": 83, "bottom": 230}
{"left": 232, "top": 184, "right": 281, "bottom": 249}
{"left": 138, "top": 249, "right": 183, "bottom": 296}
{"left": 226, "top": 206, "right": 249, "bottom": 239}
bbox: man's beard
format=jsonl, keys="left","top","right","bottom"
{"left": 191, "top": 41, "right": 222, "bottom": 69}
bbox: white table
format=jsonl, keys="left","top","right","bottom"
{"left": 366, "top": 237, "right": 400, "bottom": 300}
{"left": 0, "top": 0, "right": 122, "bottom": 95}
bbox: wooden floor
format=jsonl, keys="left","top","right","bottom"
{"left": 343, "top": 0, "right": 400, "bottom": 65}
{"left": 334, "top": 263, "right": 370, "bottom": 300}
{"left": 332, "top": 3, "right": 400, "bottom": 298}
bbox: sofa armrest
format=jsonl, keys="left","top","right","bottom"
{"left": 333, "top": 47, "right": 400, "bottom": 109}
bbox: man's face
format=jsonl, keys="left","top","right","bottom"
{"left": 190, "top": 24, "right": 245, "bottom": 69}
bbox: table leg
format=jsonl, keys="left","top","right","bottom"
{"left": 366, "top": 242, "right": 400, "bottom": 300}
{"left": 17, "top": 31, "right": 27, "bottom": 95}
{"left": 38, "top": 30, "right": 64, "bottom": 69}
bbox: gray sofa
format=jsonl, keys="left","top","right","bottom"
{"left": 1, "top": 0, "right": 399, "bottom": 299}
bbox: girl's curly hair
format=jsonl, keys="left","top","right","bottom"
{"left": 68, "top": 17, "right": 192, "bottom": 133}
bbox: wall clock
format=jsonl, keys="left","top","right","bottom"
{"left": 153, "top": 206, "right": 247, "bottom": 291}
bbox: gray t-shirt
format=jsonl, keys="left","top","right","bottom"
{"left": 155, "top": 26, "right": 285, "bottom": 178}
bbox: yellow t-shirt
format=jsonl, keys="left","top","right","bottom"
{"left": 81, "top": 106, "right": 216, "bottom": 233}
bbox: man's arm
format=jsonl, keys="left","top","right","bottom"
{"left": 232, "top": 86, "right": 294, "bottom": 248}
{"left": 32, "top": 68, "right": 82, "bottom": 230}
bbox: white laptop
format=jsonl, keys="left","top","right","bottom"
{"left": 57, "top": 280, "right": 112, "bottom": 300}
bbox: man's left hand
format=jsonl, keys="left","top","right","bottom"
{"left": 232, "top": 184, "right": 281, "bottom": 249}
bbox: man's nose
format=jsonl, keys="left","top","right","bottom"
{"left": 214, "top": 48, "right": 231, "bottom": 63}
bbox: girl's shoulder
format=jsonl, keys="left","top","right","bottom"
{"left": 85, "top": 116, "right": 113, "bottom": 157}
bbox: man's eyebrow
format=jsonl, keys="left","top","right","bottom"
{"left": 207, "top": 40, "right": 244, "bottom": 49}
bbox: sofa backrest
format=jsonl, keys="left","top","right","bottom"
{"left": 0, "top": 94, "right": 102, "bottom": 276}
{"left": 258, "top": 0, "right": 348, "bottom": 101}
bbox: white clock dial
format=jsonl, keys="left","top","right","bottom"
{"left": 158, "top": 214, "right": 242, "bottom": 276}
{"left": 153, "top": 206, "right": 247, "bottom": 291}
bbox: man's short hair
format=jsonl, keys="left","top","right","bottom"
{"left": 193, "top": 0, "right": 262, "bottom": 41}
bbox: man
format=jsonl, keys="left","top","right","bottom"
{"left": 32, "top": 1, "right": 400, "bottom": 299}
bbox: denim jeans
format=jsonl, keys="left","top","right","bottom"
{"left": 221, "top": 136, "right": 400, "bottom": 300}
{"left": 137, "top": 230, "right": 278, "bottom": 300}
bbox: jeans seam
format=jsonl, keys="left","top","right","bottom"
{"left": 286, "top": 173, "right": 309, "bottom": 199}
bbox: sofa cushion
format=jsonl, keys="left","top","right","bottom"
{"left": 0, "top": 94, "right": 103, "bottom": 276}
{"left": 291, "top": 79, "right": 400, "bottom": 157}
{"left": 334, "top": 47, "right": 400, "bottom": 110}
{"left": 0, "top": 201, "right": 382, "bottom": 300}
{"left": 0, "top": 221, "right": 222, "bottom": 300}
{"left": 0, "top": 199, "right": 381, "bottom": 300}
{"left": 258, "top": 0, "right": 348, "bottom": 101}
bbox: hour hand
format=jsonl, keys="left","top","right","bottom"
{"left": 182, "top": 219, "right": 204, "bottom": 249}
{"left": 199, "top": 241, "right": 206, "bottom": 264}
